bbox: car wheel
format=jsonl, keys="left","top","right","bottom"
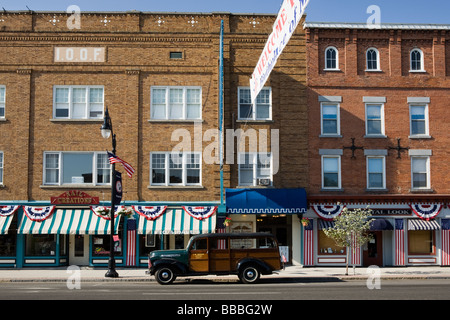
{"left": 155, "top": 267, "right": 176, "bottom": 285}
{"left": 239, "top": 265, "right": 261, "bottom": 284}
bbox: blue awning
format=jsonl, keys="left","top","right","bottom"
{"left": 370, "top": 219, "right": 393, "bottom": 231}
{"left": 225, "top": 188, "right": 307, "bottom": 214}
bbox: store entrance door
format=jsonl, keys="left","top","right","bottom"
{"left": 69, "top": 235, "right": 89, "bottom": 266}
{"left": 363, "top": 231, "right": 383, "bottom": 267}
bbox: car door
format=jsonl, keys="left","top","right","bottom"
{"left": 188, "top": 237, "right": 209, "bottom": 273}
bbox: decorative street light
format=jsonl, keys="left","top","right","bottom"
{"left": 101, "top": 107, "right": 119, "bottom": 278}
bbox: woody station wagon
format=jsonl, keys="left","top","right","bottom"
{"left": 148, "top": 233, "right": 283, "bottom": 284}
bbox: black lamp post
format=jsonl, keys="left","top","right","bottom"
{"left": 101, "top": 108, "right": 119, "bottom": 278}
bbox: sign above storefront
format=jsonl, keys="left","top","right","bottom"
{"left": 51, "top": 190, "right": 99, "bottom": 205}
{"left": 371, "top": 209, "right": 412, "bottom": 215}
{"left": 54, "top": 47, "right": 105, "bottom": 63}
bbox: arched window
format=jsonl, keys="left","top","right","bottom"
{"left": 325, "top": 47, "right": 338, "bottom": 70}
{"left": 366, "top": 48, "right": 380, "bottom": 71}
{"left": 410, "top": 49, "right": 424, "bottom": 71}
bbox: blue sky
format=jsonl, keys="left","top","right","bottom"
{"left": 0, "top": 0, "right": 448, "bottom": 24}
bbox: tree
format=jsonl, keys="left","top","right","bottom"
{"left": 323, "top": 206, "right": 375, "bottom": 275}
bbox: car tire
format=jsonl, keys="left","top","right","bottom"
{"left": 155, "top": 267, "right": 177, "bottom": 285}
{"left": 239, "top": 265, "right": 261, "bottom": 284}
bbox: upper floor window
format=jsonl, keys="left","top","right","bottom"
{"left": 321, "top": 103, "right": 340, "bottom": 136}
{"left": 53, "top": 86, "right": 104, "bottom": 120}
{"left": 325, "top": 47, "right": 339, "bottom": 70}
{"left": 411, "top": 156, "right": 430, "bottom": 190}
{"left": 0, "top": 86, "right": 5, "bottom": 118}
{"left": 238, "top": 153, "right": 272, "bottom": 186}
{"left": 367, "top": 156, "right": 386, "bottom": 189}
{"left": 410, "top": 49, "right": 424, "bottom": 72}
{"left": 151, "top": 86, "right": 202, "bottom": 120}
{"left": 150, "top": 152, "right": 201, "bottom": 186}
{"left": 43, "top": 152, "right": 110, "bottom": 186}
{"left": 410, "top": 104, "right": 429, "bottom": 137}
{"left": 365, "top": 103, "right": 385, "bottom": 136}
{"left": 238, "top": 87, "right": 272, "bottom": 120}
{"left": 366, "top": 48, "right": 380, "bottom": 71}
{"left": 321, "top": 155, "right": 341, "bottom": 189}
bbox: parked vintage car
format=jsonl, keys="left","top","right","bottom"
{"left": 148, "top": 233, "right": 283, "bottom": 284}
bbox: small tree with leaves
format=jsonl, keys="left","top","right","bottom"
{"left": 323, "top": 206, "right": 375, "bottom": 275}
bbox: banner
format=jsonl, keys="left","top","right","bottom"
{"left": 250, "top": 0, "right": 310, "bottom": 103}
{"left": 0, "top": 205, "right": 20, "bottom": 217}
{"left": 410, "top": 203, "right": 443, "bottom": 221}
{"left": 23, "top": 206, "right": 55, "bottom": 222}
{"left": 182, "top": 206, "right": 217, "bottom": 221}
{"left": 132, "top": 206, "right": 167, "bottom": 221}
{"left": 311, "top": 204, "right": 345, "bottom": 221}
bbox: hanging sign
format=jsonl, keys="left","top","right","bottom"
{"left": 132, "top": 206, "right": 167, "bottom": 221}
{"left": 311, "top": 204, "right": 345, "bottom": 221}
{"left": 23, "top": 206, "right": 56, "bottom": 222}
{"left": 182, "top": 206, "right": 217, "bottom": 221}
{"left": 410, "top": 203, "right": 443, "bottom": 221}
{"left": 0, "top": 205, "right": 20, "bottom": 217}
{"left": 250, "top": 0, "right": 310, "bottom": 103}
{"left": 114, "top": 171, "right": 123, "bottom": 206}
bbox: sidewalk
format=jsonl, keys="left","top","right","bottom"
{"left": 1, "top": 265, "right": 450, "bottom": 282}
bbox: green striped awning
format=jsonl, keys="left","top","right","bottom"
{"left": 18, "top": 209, "right": 121, "bottom": 235}
{"left": 138, "top": 208, "right": 216, "bottom": 235}
{"left": 0, "top": 215, "right": 15, "bottom": 235}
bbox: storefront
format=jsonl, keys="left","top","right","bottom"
{"left": 225, "top": 188, "right": 307, "bottom": 264}
{"left": 302, "top": 201, "right": 450, "bottom": 267}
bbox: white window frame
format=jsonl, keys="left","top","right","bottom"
{"left": 409, "top": 103, "right": 429, "bottom": 137}
{"left": 321, "top": 155, "right": 341, "bottom": 190}
{"left": 0, "top": 151, "right": 3, "bottom": 185}
{"left": 410, "top": 48, "right": 425, "bottom": 72}
{"left": 366, "top": 47, "right": 381, "bottom": 71}
{"left": 365, "top": 103, "right": 385, "bottom": 137}
{"left": 238, "top": 87, "right": 272, "bottom": 121}
{"left": 411, "top": 156, "right": 431, "bottom": 190}
{"left": 324, "top": 46, "right": 339, "bottom": 70}
{"left": 238, "top": 152, "right": 273, "bottom": 187}
{"left": 150, "top": 86, "right": 202, "bottom": 120}
{"left": 53, "top": 85, "right": 104, "bottom": 120}
{"left": 150, "top": 152, "right": 202, "bottom": 186}
{"left": 0, "top": 86, "right": 5, "bottom": 119}
{"left": 43, "top": 151, "right": 111, "bottom": 186}
{"left": 320, "top": 102, "right": 340, "bottom": 136}
{"left": 366, "top": 156, "right": 386, "bottom": 189}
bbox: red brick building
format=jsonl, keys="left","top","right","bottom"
{"left": 303, "top": 22, "right": 450, "bottom": 267}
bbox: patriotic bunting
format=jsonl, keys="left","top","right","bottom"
{"left": 410, "top": 203, "right": 443, "bottom": 221}
{"left": 182, "top": 206, "right": 217, "bottom": 221}
{"left": 23, "top": 206, "right": 55, "bottom": 222}
{"left": 0, "top": 205, "right": 20, "bottom": 217}
{"left": 132, "top": 206, "right": 167, "bottom": 221}
{"left": 90, "top": 206, "right": 124, "bottom": 220}
{"left": 311, "top": 204, "right": 345, "bottom": 221}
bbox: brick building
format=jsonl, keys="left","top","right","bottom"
{"left": 0, "top": 11, "right": 308, "bottom": 268}
{"left": 303, "top": 22, "right": 450, "bottom": 267}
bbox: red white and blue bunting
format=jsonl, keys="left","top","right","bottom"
{"left": 311, "top": 204, "right": 346, "bottom": 221}
{"left": 182, "top": 206, "right": 217, "bottom": 221}
{"left": 23, "top": 206, "right": 55, "bottom": 222}
{"left": 132, "top": 206, "right": 167, "bottom": 221}
{"left": 0, "top": 205, "right": 20, "bottom": 217}
{"left": 90, "top": 206, "right": 124, "bottom": 220}
{"left": 410, "top": 203, "right": 443, "bottom": 221}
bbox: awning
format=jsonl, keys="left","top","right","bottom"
{"left": 18, "top": 209, "right": 121, "bottom": 235}
{"left": 318, "top": 219, "right": 334, "bottom": 230}
{"left": 408, "top": 219, "right": 441, "bottom": 231}
{"left": 0, "top": 215, "right": 15, "bottom": 235}
{"left": 138, "top": 208, "right": 216, "bottom": 235}
{"left": 370, "top": 219, "right": 394, "bottom": 231}
{"left": 226, "top": 188, "right": 307, "bottom": 214}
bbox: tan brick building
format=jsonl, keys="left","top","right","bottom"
{"left": 0, "top": 11, "right": 308, "bottom": 267}
{"left": 304, "top": 22, "right": 450, "bottom": 267}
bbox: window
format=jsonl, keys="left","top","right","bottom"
{"left": 410, "top": 49, "right": 424, "bottom": 72}
{"left": 53, "top": 86, "right": 104, "bottom": 119}
{"left": 0, "top": 152, "right": 3, "bottom": 185}
{"left": 0, "top": 86, "right": 5, "bottom": 118}
{"left": 321, "top": 103, "right": 340, "bottom": 135}
{"left": 150, "top": 86, "right": 202, "bottom": 120}
{"left": 238, "top": 153, "right": 272, "bottom": 186}
{"left": 150, "top": 152, "right": 201, "bottom": 186}
{"left": 365, "top": 104, "right": 384, "bottom": 136}
{"left": 43, "top": 152, "right": 111, "bottom": 186}
{"left": 318, "top": 230, "right": 346, "bottom": 255}
{"left": 410, "top": 104, "right": 429, "bottom": 136}
{"left": 321, "top": 156, "right": 341, "bottom": 189}
{"left": 411, "top": 156, "right": 430, "bottom": 189}
{"left": 366, "top": 48, "right": 380, "bottom": 71}
{"left": 325, "top": 47, "right": 338, "bottom": 70}
{"left": 170, "top": 51, "right": 183, "bottom": 59}
{"left": 367, "top": 157, "right": 386, "bottom": 189}
{"left": 238, "top": 87, "right": 271, "bottom": 120}
{"left": 408, "top": 230, "right": 434, "bottom": 255}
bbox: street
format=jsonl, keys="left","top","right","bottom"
{"left": 1, "top": 279, "right": 450, "bottom": 300}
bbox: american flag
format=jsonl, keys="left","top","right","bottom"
{"left": 126, "top": 219, "right": 137, "bottom": 267}
{"left": 107, "top": 152, "right": 135, "bottom": 178}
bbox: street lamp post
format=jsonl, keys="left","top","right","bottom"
{"left": 101, "top": 108, "right": 119, "bottom": 278}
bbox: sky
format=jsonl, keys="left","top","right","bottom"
{"left": 0, "top": 0, "right": 448, "bottom": 24}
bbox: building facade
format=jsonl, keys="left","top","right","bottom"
{"left": 0, "top": 11, "right": 308, "bottom": 268}
{"left": 304, "top": 22, "right": 450, "bottom": 267}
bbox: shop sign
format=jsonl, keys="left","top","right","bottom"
{"left": 371, "top": 209, "right": 411, "bottom": 215}
{"left": 51, "top": 190, "right": 99, "bottom": 205}
{"left": 54, "top": 47, "right": 105, "bottom": 62}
